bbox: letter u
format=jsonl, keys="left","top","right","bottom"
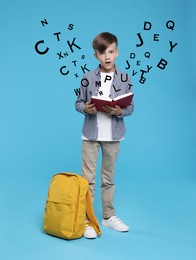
{"left": 121, "top": 73, "right": 128, "bottom": 82}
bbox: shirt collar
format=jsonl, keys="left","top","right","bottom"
{"left": 95, "top": 65, "right": 118, "bottom": 76}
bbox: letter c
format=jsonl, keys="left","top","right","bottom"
{"left": 35, "top": 40, "right": 49, "bottom": 55}
{"left": 60, "top": 66, "right": 69, "bottom": 75}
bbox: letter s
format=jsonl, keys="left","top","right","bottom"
{"left": 68, "top": 24, "right": 74, "bottom": 30}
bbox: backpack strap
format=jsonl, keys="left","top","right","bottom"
{"left": 86, "top": 189, "right": 102, "bottom": 236}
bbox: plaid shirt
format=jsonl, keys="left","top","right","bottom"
{"left": 75, "top": 66, "right": 134, "bottom": 140}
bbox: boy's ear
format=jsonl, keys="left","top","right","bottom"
{"left": 116, "top": 49, "right": 119, "bottom": 57}
{"left": 94, "top": 52, "right": 98, "bottom": 59}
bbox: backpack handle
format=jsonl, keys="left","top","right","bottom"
{"left": 86, "top": 189, "right": 102, "bottom": 236}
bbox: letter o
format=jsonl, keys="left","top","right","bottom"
{"left": 81, "top": 78, "right": 89, "bottom": 87}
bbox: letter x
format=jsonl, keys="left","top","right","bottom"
{"left": 57, "top": 52, "right": 64, "bottom": 59}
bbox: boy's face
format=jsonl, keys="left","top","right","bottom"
{"left": 94, "top": 42, "right": 119, "bottom": 73}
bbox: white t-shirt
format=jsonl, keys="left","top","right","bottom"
{"left": 96, "top": 72, "right": 113, "bottom": 141}
{"left": 82, "top": 72, "right": 123, "bottom": 141}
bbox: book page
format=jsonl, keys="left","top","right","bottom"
{"left": 114, "top": 92, "right": 133, "bottom": 101}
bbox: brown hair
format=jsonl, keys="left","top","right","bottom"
{"left": 92, "top": 32, "right": 118, "bottom": 53}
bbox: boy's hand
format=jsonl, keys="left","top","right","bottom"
{"left": 103, "top": 105, "right": 123, "bottom": 116}
{"left": 84, "top": 102, "right": 97, "bottom": 114}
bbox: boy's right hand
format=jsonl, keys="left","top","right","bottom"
{"left": 84, "top": 102, "right": 97, "bottom": 115}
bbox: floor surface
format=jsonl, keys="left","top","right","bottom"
{"left": 1, "top": 174, "right": 195, "bottom": 260}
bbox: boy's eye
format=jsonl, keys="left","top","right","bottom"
{"left": 98, "top": 50, "right": 115, "bottom": 55}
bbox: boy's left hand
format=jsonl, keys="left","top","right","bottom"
{"left": 103, "top": 105, "right": 123, "bottom": 116}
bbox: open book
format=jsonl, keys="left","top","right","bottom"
{"left": 90, "top": 92, "right": 134, "bottom": 112}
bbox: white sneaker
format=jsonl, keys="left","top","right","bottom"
{"left": 83, "top": 222, "right": 97, "bottom": 239}
{"left": 102, "top": 216, "right": 129, "bottom": 232}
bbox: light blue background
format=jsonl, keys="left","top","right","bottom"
{"left": 1, "top": 0, "right": 196, "bottom": 259}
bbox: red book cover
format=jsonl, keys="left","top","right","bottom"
{"left": 90, "top": 92, "right": 134, "bottom": 112}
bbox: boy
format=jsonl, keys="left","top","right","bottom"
{"left": 75, "top": 32, "right": 134, "bottom": 239}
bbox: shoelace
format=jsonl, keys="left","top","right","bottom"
{"left": 110, "top": 216, "right": 123, "bottom": 223}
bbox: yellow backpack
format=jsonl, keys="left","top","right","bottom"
{"left": 43, "top": 172, "right": 101, "bottom": 239}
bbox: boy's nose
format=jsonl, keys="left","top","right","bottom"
{"left": 105, "top": 53, "right": 110, "bottom": 59}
